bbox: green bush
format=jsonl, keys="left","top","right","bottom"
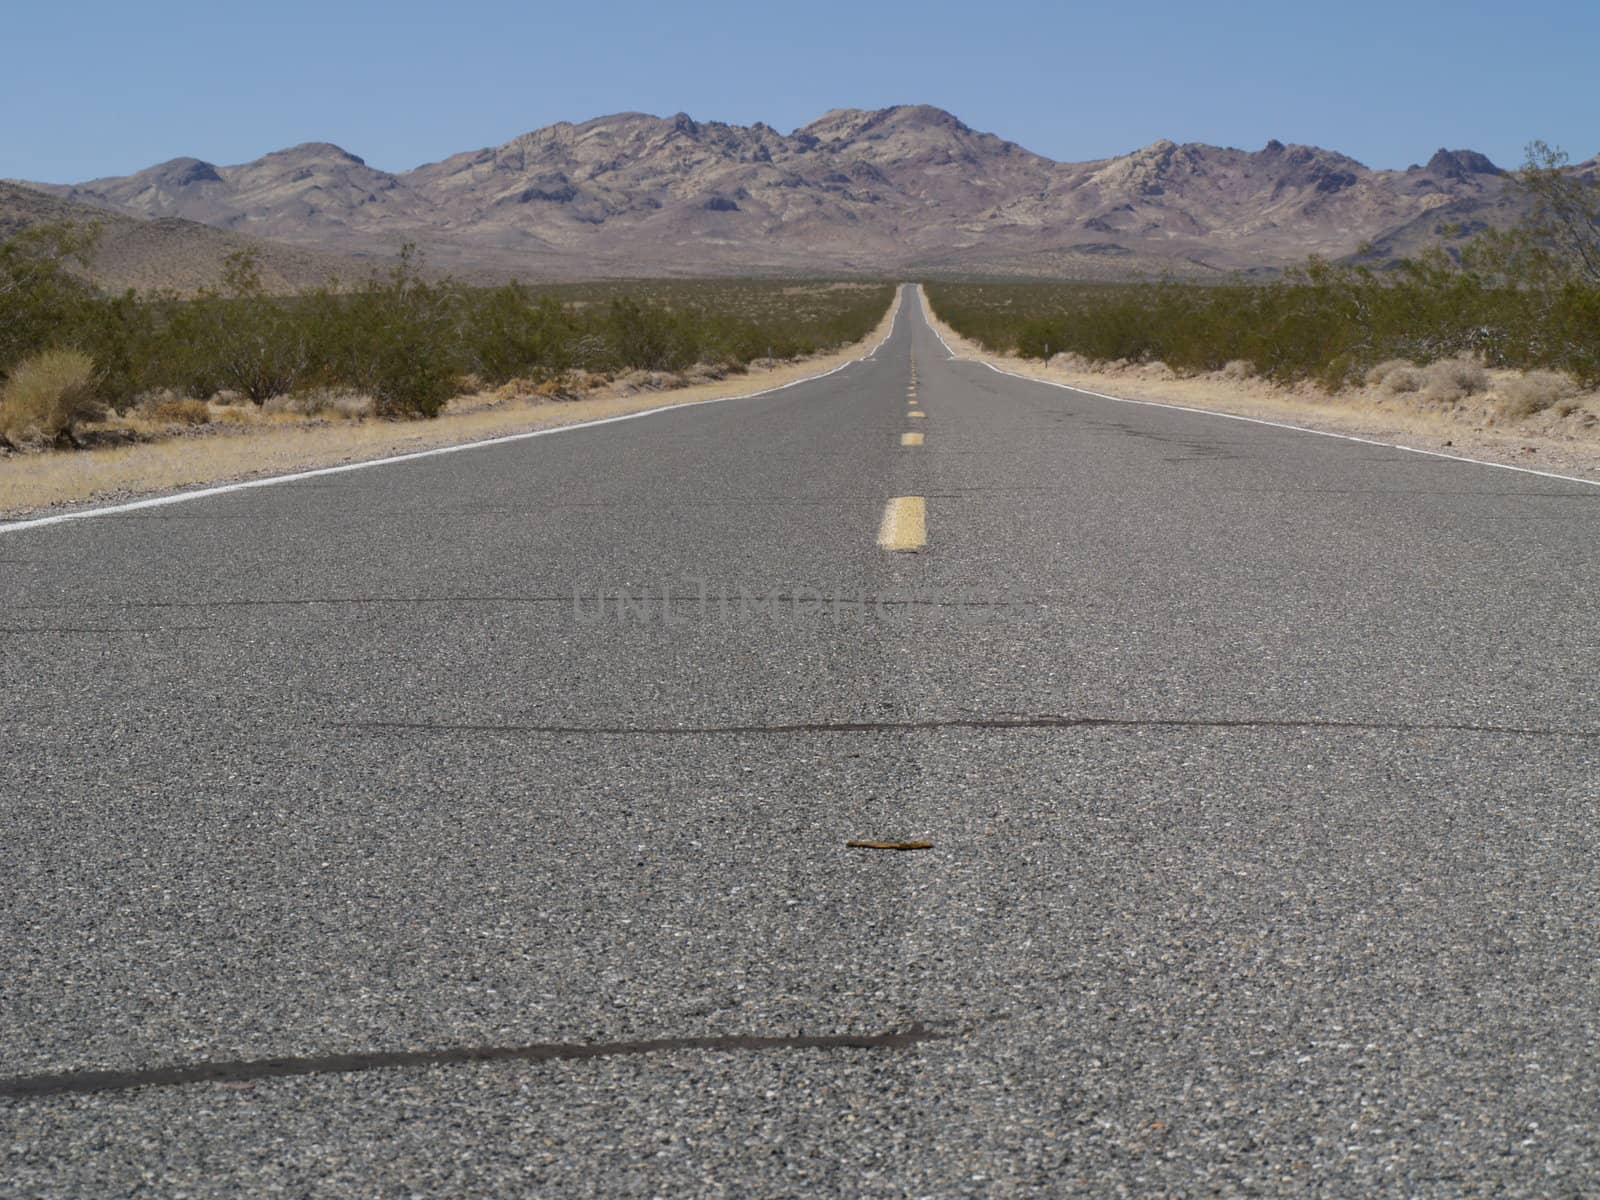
{"left": 463, "top": 284, "right": 573, "bottom": 384}
{"left": 0, "top": 224, "right": 100, "bottom": 378}
{"left": 346, "top": 249, "right": 463, "bottom": 418}
{"left": 203, "top": 252, "right": 308, "bottom": 404}
{"left": 927, "top": 264, "right": 1600, "bottom": 392}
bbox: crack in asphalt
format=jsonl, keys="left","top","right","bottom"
{"left": 6, "top": 593, "right": 1044, "bottom": 612}
{"left": 0, "top": 1025, "right": 951, "bottom": 1100}
{"left": 0, "top": 626, "right": 218, "bottom": 635}
{"left": 334, "top": 714, "right": 1600, "bottom": 739}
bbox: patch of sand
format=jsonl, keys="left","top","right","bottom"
{"left": 918, "top": 287, "right": 1600, "bottom": 484}
{"left": 0, "top": 292, "right": 902, "bottom": 521}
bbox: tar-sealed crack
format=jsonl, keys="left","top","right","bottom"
{"left": 0, "top": 626, "right": 218, "bottom": 635}
{"left": 7, "top": 593, "right": 1042, "bottom": 612}
{"left": 0, "top": 1026, "right": 951, "bottom": 1100}
{"left": 336, "top": 714, "right": 1600, "bottom": 739}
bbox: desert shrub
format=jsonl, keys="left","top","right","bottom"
{"left": 604, "top": 298, "right": 690, "bottom": 372}
{"left": 925, "top": 262, "right": 1600, "bottom": 394}
{"left": 1220, "top": 359, "right": 1255, "bottom": 381}
{"left": 145, "top": 394, "right": 211, "bottom": 425}
{"left": 1499, "top": 370, "right": 1577, "bottom": 419}
{"left": 1422, "top": 356, "right": 1489, "bottom": 402}
{"left": 156, "top": 297, "right": 230, "bottom": 400}
{"left": 1380, "top": 366, "right": 1425, "bottom": 395}
{"left": 216, "top": 312, "right": 306, "bottom": 403}
{"left": 462, "top": 285, "right": 573, "bottom": 383}
{"left": 0, "top": 348, "right": 101, "bottom": 441}
{"left": 565, "top": 333, "right": 610, "bottom": 371}
{"left": 78, "top": 289, "right": 165, "bottom": 411}
{"left": 1365, "top": 359, "right": 1415, "bottom": 387}
{"left": 201, "top": 253, "right": 308, "bottom": 405}
{"left": 1546, "top": 283, "right": 1600, "bottom": 385}
{"left": 0, "top": 224, "right": 101, "bottom": 378}
{"left": 344, "top": 249, "right": 464, "bottom": 418}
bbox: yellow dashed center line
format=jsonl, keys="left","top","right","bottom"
{"left": 877, "top": 496, "right": 926, "bottom": 551}
{"left": 900, "top": 431, "right": 923, "bottom": 446}
{"left": 907, "top": 410, "right": 925, "bottom": 418}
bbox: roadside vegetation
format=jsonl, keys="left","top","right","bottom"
{"left": 0, "top": 233, "right": 892, "bottom": 450}
{"left": 927, "top": 142, "right": 1600, "bottom": 417}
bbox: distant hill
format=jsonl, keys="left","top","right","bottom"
{"left": 0, "top": 181, "right": 385, "bottom": 294}
{"left": 14, "top": 107, "right": 1552, "bottom": 279}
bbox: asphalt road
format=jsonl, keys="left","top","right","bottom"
{"left": 3, "top": 286, "right": 1598, "bottom": 1197}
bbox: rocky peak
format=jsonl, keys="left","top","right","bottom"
{"left": 263, "top": 143, "right": 368, "bottom": 167}
{"left": 1092, "top": 140, "right": 1207, "bottom": 196}
{"left": 147, "top": 157, "right": 224, "bottom": 187}
{"left": 1425, "top": 148, "right": 1504, "bottom": 178}
{"left": 797, "top": 105, "right": 970, "bottom": 144}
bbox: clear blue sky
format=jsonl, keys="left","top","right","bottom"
{"left": 6, "top": 0, "right": 1596, "bottom": 182}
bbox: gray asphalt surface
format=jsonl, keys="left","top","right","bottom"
{"left": 2, "top": 286, "right": 1598, "bottom": 1196}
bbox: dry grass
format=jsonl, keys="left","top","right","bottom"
{"left": 0, "top": 292, "right": 901, "bottom": 518}
{"left": 1498, "top": 370, "right": 1577, "bottom": 419}
{"left": 0, "top": 349, "right": 102, "bottom": 442}
{"left": 1422, "top": 357, "right": 1489, "bottom": 403}
{"left": 1379, "top": 365, "right": 1425, "bottom": 395}
{"left": 262, "top": 391, "right": 374, "bottom": 420}
{"left": 1364, "top": 359, "right": 1414, "bottom": 388}
{"left": 143, "top": 395, "right": 212, "bottom": 426}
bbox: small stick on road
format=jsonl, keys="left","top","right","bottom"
{"left": 846, "top": 840, "right": 934, "bottom": 851}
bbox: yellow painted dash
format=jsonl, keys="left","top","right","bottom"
{"left": 901, "top": 431, "right": 924, "bottom": 446}
{"left": 877, "top": 496, "right": 926, "bottom": 551}
{"left": 907, "top": 410, "right": 925, "bottom": 418}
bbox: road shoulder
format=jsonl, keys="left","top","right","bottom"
{"left": 918, "top": 288, "right": 1600, "bottom": 483}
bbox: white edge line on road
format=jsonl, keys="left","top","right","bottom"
{"left": 0, "top": 288, "right": 909, "bottom": 536}
{"left": 914, "top": 288, "right": 1600, "bottom": 491}
{"left": 917, "top": 285, "right": 959, "bottom": 360}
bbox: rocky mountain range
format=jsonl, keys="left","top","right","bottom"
{"left": 14, "top": 105, "right": 1540, "bottom": 281}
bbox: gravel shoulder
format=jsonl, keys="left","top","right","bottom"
{"left": 920, "top": 287, "right": 1600, "bottom": 484}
